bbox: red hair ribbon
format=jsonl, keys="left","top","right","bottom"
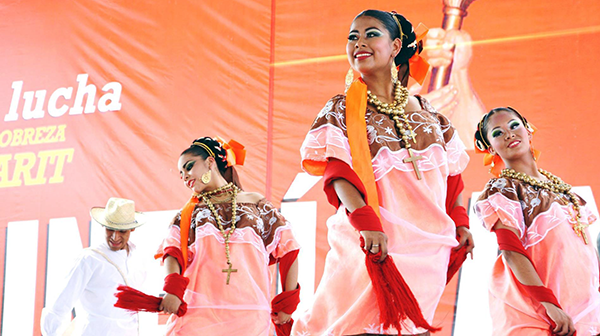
{"left": 408, "top": 23, "right": 430, "bottom": 85}
{"left": 215, "top": 136, "right": 246, "bottom": 167}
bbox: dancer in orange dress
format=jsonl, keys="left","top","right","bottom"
{"left": 293, "top": 9, "right": 473, "bottom": 336}
{"left": 156, "top": 137, "right": 301, "bottom": 335}
{"left": 473, "top": 107, "right": 600, "bottom": 336}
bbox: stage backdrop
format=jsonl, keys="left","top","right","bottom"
{"left": 1, "top": 1, "right": 599, "bottom": 335}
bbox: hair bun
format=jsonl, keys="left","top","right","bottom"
{"left": 392, "top": 13, "right": 418, "bottom": 65}
{"left": 191, "top": 137, "right": 228, "bottom": 171}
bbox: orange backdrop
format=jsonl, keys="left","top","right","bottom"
{"left": 1, "top": 0, "right": 599, "bottom": 335}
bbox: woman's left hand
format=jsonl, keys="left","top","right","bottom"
{"left": 271, "top": 311, "right": 292, "bottom": 325}
{"left": 454, "top": 226, "right": 475, "bottom": 258}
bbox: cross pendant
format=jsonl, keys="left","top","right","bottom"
{"left": 403, "top": 148, "right": 424, "bottom": 180}
{"left": 409, "top": 130, "right": 417, "bottom": 143}
{"left": 222, "top": 262, "right": 238, "bottom": 285}
{"left": 402, "top": 129, "right": 417, "bottom": 143}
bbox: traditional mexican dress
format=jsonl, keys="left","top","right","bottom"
{"left": 157, "top": 198, "right": 300, "bottom": 335}
{"left": 292, "top": 94, "right": 469, "bottom": 335}
{"left": 475, "top": 177, "right": 600, "bottom": 336}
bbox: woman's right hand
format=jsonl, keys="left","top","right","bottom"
{"left": 541, "top": 302, "right": 575, "bottom": 336}
{"left": 159, "top": 293, "right": 182, "bottom": 315}
{"left": 360, "top": 230, "right": 388, "bottom": 262}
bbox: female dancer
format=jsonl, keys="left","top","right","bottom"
{"left": 293, "top": 9, "right": 473, "bottom": 336}
{"left": 474, "top": 107, "right": 600, "bottom": 335}
{"left": 157, "top": 137, "right": 301, "bottom": 335}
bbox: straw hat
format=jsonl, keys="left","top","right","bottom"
{"left": 90, "top": 197, "right": 146, "bottom": 230}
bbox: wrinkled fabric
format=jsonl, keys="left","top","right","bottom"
{"left": 294, "top": 94, "right": 469, "bottom": 335}
{"left": 475, "top": 178, "right": 600, "bottom": 335}
{"left": 156, "top": 199, "right": 300, "bottom": 335}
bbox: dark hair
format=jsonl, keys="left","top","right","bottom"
{"left": 354, "top": 10, "right": 421, "bottom": 67}
{"left": 474, "top": 107, "right": 530, "bottom": 151}
{"left": 181, "top": 137, "right": 243, "bottom": 188}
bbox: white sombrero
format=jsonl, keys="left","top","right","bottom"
{"left": 90, "top": 197, "right": 146, "bottom": 230}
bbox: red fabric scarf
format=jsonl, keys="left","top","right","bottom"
{"left": 495, "top": 228, "right": 570, "bottom": 335}
{"left": 270, "top": 249, "right": 300, "bottom": 336}
{"left": 114, "top": 272, "right": 190, "bottom": 317}
{"left": 323, "top": 159, "right": 439, "bottom": 332}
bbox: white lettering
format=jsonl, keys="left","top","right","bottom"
{"left": 4, "top": 81, "right": 23, "bottom": 122}
{"left": 48, "top": 87, "right": 74, "bottom": 117}
{"left": 22, "top": 90, "right": 47, "bottom": 120}
{"left": 97, "top": 82, "right": 122, "bottom": 112}
{"left": 69, "top": 74, "right": 96, "bottom": 115}
{"left": 3, "top": 74, "right": 122, "bottom": 122}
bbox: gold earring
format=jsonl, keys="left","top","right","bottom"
{"left": 201, "top": 170, "right": 212, "bottom": 184}
{"left": 345, "top": 68, "right": 354, "bottom": 93}
{"left": 391, "top": 61, "right": 398, "bottom": 83}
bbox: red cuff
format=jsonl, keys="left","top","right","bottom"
{"left": 522, "top": 285, "right": 561, "bottom": 308}
{"left": 450, "top": 205, "right": 469, "bottom": 229}
{"left": 271, "top": 250, "right": 300, "bottom": 336}
{"left": 163, "top": 273, "right": 190, "bottom": 317}
{"left": 445, "top": 174, "right": 464, "bottom": 213}
{"left": 348, "top": 205, "right": 383, "bottom": 232}
{"left": 163, "top": 246, "right": 185, "bottom": 274}
{"left": 323, "top": 158, "right": 367, "bottom": 209}
{"left": 272, "top": 284, "right": 301, "bottom": 314}
{"left": 277, "top": 250, "right": 299, "bottom": 290}
{"left": 163, "top": 273, "right": 189, "bottom": 302}
{"left": 495, "top": 228, "right": 530, "bottom": 259}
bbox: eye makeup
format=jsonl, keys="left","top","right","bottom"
{"left": 509, "top": 120, "right": 521, "bottom": 129}
{"left": 184, "top": 160, "right": 195, "bottom": 171}
{"left": 491, "top": 129, "right": 503, "bottom": 138}
{"left": 365, "top": 28, "right": 382, "bottom": 37}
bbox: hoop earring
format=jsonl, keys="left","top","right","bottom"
{"left": 201, "top": 170, "right": 212, "bottom": 184}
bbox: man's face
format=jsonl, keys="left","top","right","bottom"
{"left": 105, "top": 228, "right": 134, "bottom": 251}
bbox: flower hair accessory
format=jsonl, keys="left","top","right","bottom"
{"left": 215, "top": 136, "right": 246, "bottom": 167}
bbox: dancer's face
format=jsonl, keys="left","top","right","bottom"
{"left": 105, "top": 228, "right": 133, "bottom": 251}
{"left": 486, "top": 110, "right": 531, "bottom": 162}
{"left": 346, "top": 15, "right": 400, "bottom": 76}
{"left": 178, "top": 153, "right": 213, "bottom": 194}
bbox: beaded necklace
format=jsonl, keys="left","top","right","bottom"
{"left": 499, "top": 168, "right": 589, "bottom": 244}
{"left": 366, "top": 82, "right": 424, "bottom": 180}
{"left": 367, "top": 82, "right": 415, "bottom": 143}
{"left": 195, "top": 182, "right": 240, "bottom": 284}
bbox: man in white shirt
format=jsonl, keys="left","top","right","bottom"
{"left": 41, "top": 197, "right": 147, "bottom": 336}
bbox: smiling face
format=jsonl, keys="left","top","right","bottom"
{"left": 486, "top": 110, "right": 532, "bottom": 162}
{"left": 346, "top": 15, "right": 401, "bottom": 76}
{"left": 105, "top": 228, "right": 133, "bottom": 251}
{"left": 178, "top": 153, "right": 213, "bottom": 194}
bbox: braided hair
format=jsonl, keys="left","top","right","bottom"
{"left": 474, "top": 107, "right": 531, "bottom": 152}
{"left": 356, "top": 11, "right": 421, "bottom": 62}
{"left": 181, "top": 137, "right": 243, "bottom": 188}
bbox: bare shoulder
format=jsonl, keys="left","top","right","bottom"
{"left": 406, "top": 95, "right": 423, "bottom": 112}
{"left": 236, "top": 191, "right": 265, "bottom": 204}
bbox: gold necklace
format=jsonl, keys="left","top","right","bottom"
{"left": 366, "top": 82, "right": 424, "bottom": 180}
{"left": 367, "top": 82, "right": 416, "bottom": 144}
{"left": 197, "top": 182, "right": 240, "bottom": 284}
{"left": 499, "top": 168, "right": 589, "bottom": 244}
